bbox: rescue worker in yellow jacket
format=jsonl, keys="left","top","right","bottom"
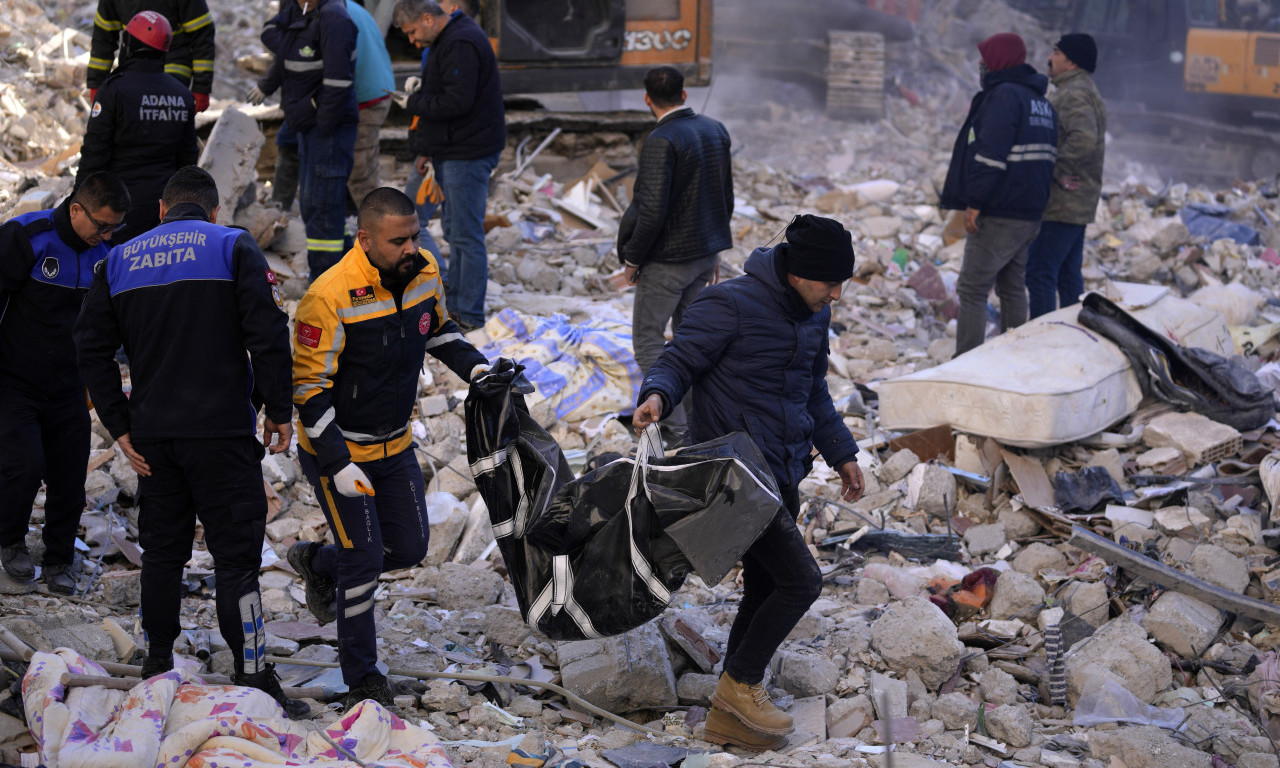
{"left": 288, "top": 187, "right": 488, "bottom": 706}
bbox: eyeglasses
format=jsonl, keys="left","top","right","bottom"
{"left": 76, "top": 202, "right": 127, "bottom": 236}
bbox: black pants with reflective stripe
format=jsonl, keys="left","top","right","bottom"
{"left": 134, "top": 436, "right": 267, "bottom": 675}
{"left": 0, "top": 387, "right": 89, "bottom": 566}
{"left": 299, "top": 447, "right": 429, "bottom": 686}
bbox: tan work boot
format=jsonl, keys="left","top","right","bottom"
{"left": 711, "top": 672, "right": 794, "bottom": 735}
{"left": 703, "top": 706, "right": 788, "bottom": 751}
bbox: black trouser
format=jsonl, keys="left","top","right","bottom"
{"left": 299, "top": 448, "right": 429, "bottom": 685}
{"left": 723, "top": 486, "right": 821, "bottom": 685}
{"left": 0, "top": 387, "right": 89, "bottom": 566}
{"left": 134, "top": 436, "right": 268, "bottom": 676}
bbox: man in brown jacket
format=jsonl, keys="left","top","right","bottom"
{"left": 1025, "top": 33, "right": 1106, "bottom": 318}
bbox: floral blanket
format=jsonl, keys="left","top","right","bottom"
{"left": 22, "top": 649, "right": 454, "bottom": 768}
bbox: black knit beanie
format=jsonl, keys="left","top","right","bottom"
{"left": 1056, "top": 33, "right": 1097, "bottom": 73}
{"left": 784, "top": 215, "right": 855, "bottom": 282}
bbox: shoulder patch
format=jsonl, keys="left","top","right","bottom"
{"left": 265, "top": 269, "right": 278, "bottom": 285}
{"left": 296, "top": 321, "right": 322, "bottom": 348}
{"left": 349, "top": 285, "right": 377, "bottom": 306}
{"left": 41, "top": 257, "right": 60, "bottom": 279}
{"left": 91, "top": 102, "right": 102, "bottom": 118}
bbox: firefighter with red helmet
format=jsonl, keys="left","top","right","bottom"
{"left": 87, "top": 0, "right": 216, "bottom": 113}
{"left": 77, "top": 11, "right": 198, "bottom": 244}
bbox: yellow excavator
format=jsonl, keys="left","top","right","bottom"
{"left": 1067, "top": 0, "right": 1280, "bottom": 180}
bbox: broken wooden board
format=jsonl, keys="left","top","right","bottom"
{"left": 1001, "top": 449, "right": 1056, "bottom": 510}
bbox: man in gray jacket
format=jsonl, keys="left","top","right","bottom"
{"left": 1026, "top": 33, "right": 1106, "bottom": 318}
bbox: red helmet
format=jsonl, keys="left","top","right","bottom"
{"left": 125, "top": 11, "right": 172, "bottom": 53}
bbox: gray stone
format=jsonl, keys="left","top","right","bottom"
{"left": 1141, "top": 592, "right": 1223, "bottom": 657}
{"left": 878, "top": 449, "right": 920, "bottom": 484}
{"left": 1088, "top": 725, "right": 1212, "bottom": 768}
{"left": 1012, "top": 542, "right": 1067, "bottom": 577}
{"left": 480, "top": 605, "right": 533, "bottom": 647}
{"left": 979, "top": 667, "right": 1018, "bottom": 706}
{"left": 434, "top": 562, "right": 504, "bottom": 610}
{"left": 988, "top": 570, "right": 1045, "bottom": 621}
{"left": 1185, "top": 543, "right": 1249, "bottom": 594}
{"left": 261, "top": 587, "right": 293, "bottom": 615}
{"left": 907, "top": 463, "right": 957, "bottom": 518}
{"left": 773, "top": 648, "right": 840, "bottom": 697}
{"left": 12, "top": 188, "right": 55, "bottom": 215}
{"left": 419, "top": 394, "right": 449, "bottom": 417}
{"left": 1064, "top": 617, "right": 1171, "bottom": 705}
{"left": 420, "top": 679, "right": 472, "bottom": 712}
{"left": 198, "top": 105, "right": 265, "bottom": 220}
{"left": 870, "top": 597, "right": 965, "bottom": 690}
{"left": 434, "top": 455, "right": 477, "bottom": 498}
{"left": 1062, "top": 580, "right": 1110, "bottom": 631}
{"left": 827, "top": 693, "right": 874, "bottom": 738}
{"left": 964, "top": 522, "right": 1006, "bottom": 557}
{"left": 985, "top": 704, "right": 1034, "bottom": 748}
{"left": 1239, "top": 755, "right": 1280, "bottom": 768}
{"left": 109, "top": 454, "right": 139, "bottom": 499}
{"left": 100, "top": 569, "right": 141, "bottom": 606}
{"left": 998, "top": 505, "right": 1042, "bottom": 538}
{"left": 424, "top": 498, "right": 468, "bottom": 566}
{"left": 260, "top": 453, "right": 297, "bottom": 485}
{"left": 931, "top": 692, "right": 977, "bottom": 730}
{"left": 868, "top": 671, "right": 908, "bottom": 719}
{"left": 66, "top": 624, "right": 116, "bottom": 662}
{"left": 676, "top": 672, "right": 718, "bottom": 704}
{"left": 558, "top": 622, "right": 677, "bottom": 712}
{"left": 856, "top": 577, "right": 890, "bottom": 605}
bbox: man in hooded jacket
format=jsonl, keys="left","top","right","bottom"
{"left": 941, "top": 32, "right": 1057, "bottom": 356}
{"left": 633, "top": 215, "right": 864, "bottom": 751}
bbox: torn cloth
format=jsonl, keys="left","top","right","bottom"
{"left": 23, "top": 649, "right": 452, "bottom": 768}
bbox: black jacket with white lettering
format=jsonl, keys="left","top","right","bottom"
{"left": 940, "top": 64, "right": 1058, "bottom": 221}
{"left": 74, "top": 204, "right": 293, "bottom": 441}
{"left": 77, "top": 56, "right": 199, "bottom": 242}
{"left": 257, "top": 0, "right": 358, "bottom": 136}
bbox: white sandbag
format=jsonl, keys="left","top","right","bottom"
{"left": 1189, "top": 282, "right": 1265, "bottom": 326}
{"left": 877, "top": 283, "right": 1231, "bottom": 448}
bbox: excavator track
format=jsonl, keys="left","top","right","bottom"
{"left": 1107, "top": 103, "right": 1280, "bottom": 184}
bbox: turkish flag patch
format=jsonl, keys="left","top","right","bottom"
{"left": 265, "top": 269, "right": 278, "bottom": 285}
{"left": 296, "top": 322, "right": 323, "bottom": 348}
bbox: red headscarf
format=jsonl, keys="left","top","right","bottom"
{"left": 977, "top": 33, "right": 1027, "bottom": 72}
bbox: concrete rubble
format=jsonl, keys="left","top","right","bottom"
{"left": 6, "top": 0, "right": 1280, "bottom": 767}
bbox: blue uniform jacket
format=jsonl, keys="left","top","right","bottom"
{"left": 0, "top": 199, "right": 111, "bottom": 397}
{"left": 940, "top": 64, "right": 1058, "bottom": 221}
{"left": 639, "top": 245, "right": 859, "bottom": 491}
{"left": 346, "top": 0, "right": 394, "bottom": 105}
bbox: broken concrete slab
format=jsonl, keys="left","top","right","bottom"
{"left": 557, "top": 622, "right": 677, "bottom": 713}
{"left": 870, "top": 597, "right": 965, "bottom": 690}
{"left": 198, "top": 105, "right": 265, "bottom": 222}
{"left": 1141, "top": 591, "right": 1223, "bottom": 657}
{"left": 1064, "top": 617, "right": 1172, "bottom": 705}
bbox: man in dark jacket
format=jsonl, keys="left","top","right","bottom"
{"left": 0, "top": 173, "right": 129, "bottom": 593}
{"left": 633, "top": 215, "right": 864, "bottom": 751}
{"left": 78, "top": 11, "right": 199, "bottom": 244}
{"left": 940, "top": 32, "right": 1057, "bottom": 356}
{"left": 395, "top": 0, "right": 505, "bottom": 331}
{"left": 1026, "top": 33, "right": 1106, "bottom": 318}
{"left": 75, "top": 166, "right": 305, "bottom": 718}
{"left": 619, "top": 66, "right": 733, "bottom": 444}
{"left": 87, "top": 0, "right": 215, "bottom": 113}
{"left": 249, "top": 0, "right": 359, "bottom": 280}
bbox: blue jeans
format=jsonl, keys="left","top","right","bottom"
{"left": 1026, "top": 221, "right": 1086, "bottom": 319}
{"left": 299, "top": 448, "right": 429, "bottom": 686}
{"left": 298, "top": 123, "right": 357, "bottom": 280}
{"left": 434, "top": 153, "right": 499, "bottom": 326}
{"left": 403, "top": 164, "right": 441, "bottom": 259}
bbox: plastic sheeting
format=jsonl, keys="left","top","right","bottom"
{"left": 466, "top": 360, "right": 781, "bottom": 640}
{"left": 479, "top": 308, "right": 642, "bottom": 422}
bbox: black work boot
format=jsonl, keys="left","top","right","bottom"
{"left": 342, "top": 672, "right": 395, "bottom": 709}
{"left": 286, "top": 541, "right": 336, "bottom": 625}
{"left": 0, "top": 544, "right": 34, "bottom": 580}
{"left": 234, "top": 663, "right": 311, "bottom": 720}
{"left": 140, "top": 654, "right": 174, "bottom": 679}
{"left": 43, "top": 563, "right": 76, "bottom": 595}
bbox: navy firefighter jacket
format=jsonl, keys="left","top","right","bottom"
{"left": 0, "top": 198, "right": 111, "bottom": 398}
{"left": 74, "top": 204, "right": 293, "bottom": 441}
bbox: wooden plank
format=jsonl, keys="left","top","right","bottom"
{"left": 1000, "top": 449, "right": 1055, "bottom": 510}
{"left": 1067, "top": 524, "right": 1280, "bottom": 626}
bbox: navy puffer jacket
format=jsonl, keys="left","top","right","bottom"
{"left": 639, "top": 245, "right": 859, "bottom": 491}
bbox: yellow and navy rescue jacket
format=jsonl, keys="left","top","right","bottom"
{"left": 88, "top": 0, "right": 215, "bottom": 94}
{"left": 74, "top": 204, "right": 293, "bottom": 441}
{"left": 0, "top": 199, "right": 111, "bottom": 398}
{"left": 293, "top": 245, "right": 486, "bottom": 472}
